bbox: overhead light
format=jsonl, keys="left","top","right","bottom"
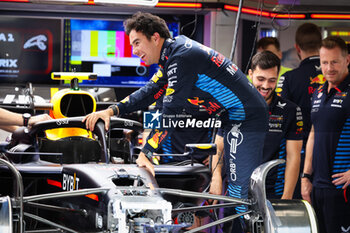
{"left": 224, "top": 4, "right": 270, "bottom": 17}
{"left": 93, "top": 0, "right": 158, "bottom": 6}
{"left": 330, "top": 31, "right": 350, "bottom": 36}
{"left": 0, "top": 0, "right": 29, "bottom": 2}
{"left": 156, "top": 2, "right": 202, "bottom": 8}
{"left": 29, "top": 0, "right": 88, "bottom": 4}
{"left": 270, "top": 13, "right": 306, "bottom": 19}
{"left": 27, "top": 0, "right": 158, "bottom": 5}
{"left": 311, "top": 14, "right": 350, "bottom": 19}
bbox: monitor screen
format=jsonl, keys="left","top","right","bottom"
{"left": 0, "top": 16, "right": 61, "bottom": 84}
{"left": 63, "top": 18, "right": 179, "bottom": 87}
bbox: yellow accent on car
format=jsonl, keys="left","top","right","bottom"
{"left": 196, "top": 144, "right": 213, "bottom": 149}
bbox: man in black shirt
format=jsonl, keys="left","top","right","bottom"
{"left": 249, "top": 51, "right": 303, "bottom": 199}
{"left": 277, "top": 23, "right": 323, "bottom": 198}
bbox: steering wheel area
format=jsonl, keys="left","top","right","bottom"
{"left": 10, "top": 116, "right": 143, "bottom": 165}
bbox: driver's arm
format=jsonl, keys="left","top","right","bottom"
{"left": 281, "top": 103, "right": 303, "bottom": 199}
{"left": 0, "top": 125, "right": 19, "bottom": 133}
{"left": 282, "top": 139, "right": 302, "bottom": 199}
{"left": 0, "top": 108, "right": 26, "bottom": 127}
{"left": 301, "top": 125, "right": 314, "bottom": 204}
{"left": 84, "top": 69, "right": 168, "bottom": 131}
{"left": 209, "top": 134, "right": 224, "bottom": 203}
{"left": 0, "top": 108, "right": 51, "bottom": 132}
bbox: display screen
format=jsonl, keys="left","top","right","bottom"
{"left": 0, "top": 17, "right": 61, "bottom": 84}
{"left": 63, "top": 19, "right": 179, "bottom": 87}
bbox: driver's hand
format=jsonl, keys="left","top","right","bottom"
{"left": 208, "top": 175, "right": 223, "bottom": 205}
{"left": 136, "top": 152, "right": 155, "bottom": 176}
{"left": 83, "top": 108, "right": 113, "bottom": 131}
{"left": 28, "top": 114, "right": 52, "bottom": 126}
{"left": 202, "top": 156, "right": 210, "bottom": 166}
{"left": 301, "top": 178, "right": 313, "bottom": 204}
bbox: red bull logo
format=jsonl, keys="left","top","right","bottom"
{"left": 203, "top": 102, "right": 221, "bottom": 115}
{"left": 310, "top": 74, "right": 326, "bottom": 84}
{"left": 187, "top": 97, "right": 204, "bottom": 105}
{"left": 148, "top": 131, "right": 163, "bottom": 149}
{"left": 296, "top": 127, "right": 303, "bottom": 134}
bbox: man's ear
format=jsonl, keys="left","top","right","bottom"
{"left": 248, "top": 69, "right": 253, "bottom": 77}
{"left": 277, "top": 50, "right": 283, "bottom": 60}
{"left": 152, "top": 32, "right": 160, "bottom": 43}
{"left": 294, "top": 44, "right": 301, "bottom": 54}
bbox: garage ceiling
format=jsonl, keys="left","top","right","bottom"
{"left": 163, "top": 0, "right": 350, "bottom": 13}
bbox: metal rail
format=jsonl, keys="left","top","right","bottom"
{"left": 0, "top": 158, "right": 24, "bottom": 233}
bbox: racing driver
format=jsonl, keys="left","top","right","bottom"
{"left": 83, "top": 12, "right": 268, "bottom": 231}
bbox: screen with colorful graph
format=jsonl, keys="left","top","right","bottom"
{"left": 63, "top": 19, "right": 179, "bottom": 87}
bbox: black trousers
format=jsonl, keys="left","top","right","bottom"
{"left": 312, "top": 187, "right": 350, "bottom": 233}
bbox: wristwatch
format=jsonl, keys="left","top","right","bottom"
{"left": 108, "top": 105, "right": 118, "bottom": 116}
{"left": 300, "top": 172, "right": 313, "bottom": 181}
{"left": 22, "top": 113, "right": 31, "bottom": 127}
{"left": 141, "top": 148, "right": 153, "bottom": 161}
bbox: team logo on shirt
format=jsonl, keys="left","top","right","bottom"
{"left": 277, "top": 101, "right": 287, "bottom": 109}
{"left": 227, "top": 123, "right": 243, "bottom": 156}
{"left": 310, "top": 74, "right": 326, "bottom": 85}
{"left": 188, "top": 97, "right": 204, "bottom": 105}
{"left": 341, "top": 226, "right": 350, "bottom": 233}
{"left": 166, "top": 88, "right": 175, "bottom": 96}
{"left": 269, "top": 114, "right": 283, "bottom": 133}
{"left": 226, "top": 64, "right": 238, "bottom": 76}
{"left": 147, "top": 130, "right": 168, "bottom": 149}
{"left": 120, "top": 96, "right": 130, "bottom": 104}
{"left": 227, "top": 123, "right": 243, "bottom": 182}
{"left": 309, "top": 74, "right": 325, "bottom": 94}
{"left": 331, "top": 98, "right": 344, "bottom": 108}
{"left": 154, "top": 84, "right": 168, "bottom": 100}
{"left": 151, "top": 69, "right": 164, "bottom": 83}
{"left": 296, "top": 107, "right": 303, "bottom": 121}
{"left": 211, "top": 52, "right": 225, "bottom": 67}
{"left": 187, "top": 98, "right": 221, "bottom": 115}
{"left": 335, "top": 92, "right": 348, "bottom": 98}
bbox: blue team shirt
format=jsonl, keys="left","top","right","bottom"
{"left": 311, "top": 74, "right": 350, "bottom": 189}
{"left": 117, "top": 35, "right": 267, "bottom": 154}
{"left": 264, "top": 94, "right": 303, "bottom": 197}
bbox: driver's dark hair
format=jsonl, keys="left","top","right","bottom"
{"left": 124, "top": 12, "right": 171, "bottom": 40}
{"left": 251, "top": 51, "right": 281, "bottom": 74}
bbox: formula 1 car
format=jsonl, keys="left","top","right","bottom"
{"left": 0, "top": 116, "right": 318, "bottom": 233}
{"left": 0, "top": 73, "right": 318, "bottom": 232}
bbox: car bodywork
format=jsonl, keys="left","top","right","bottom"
{"left": 0, "top": 117, "right": 318, "bottom": 233}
